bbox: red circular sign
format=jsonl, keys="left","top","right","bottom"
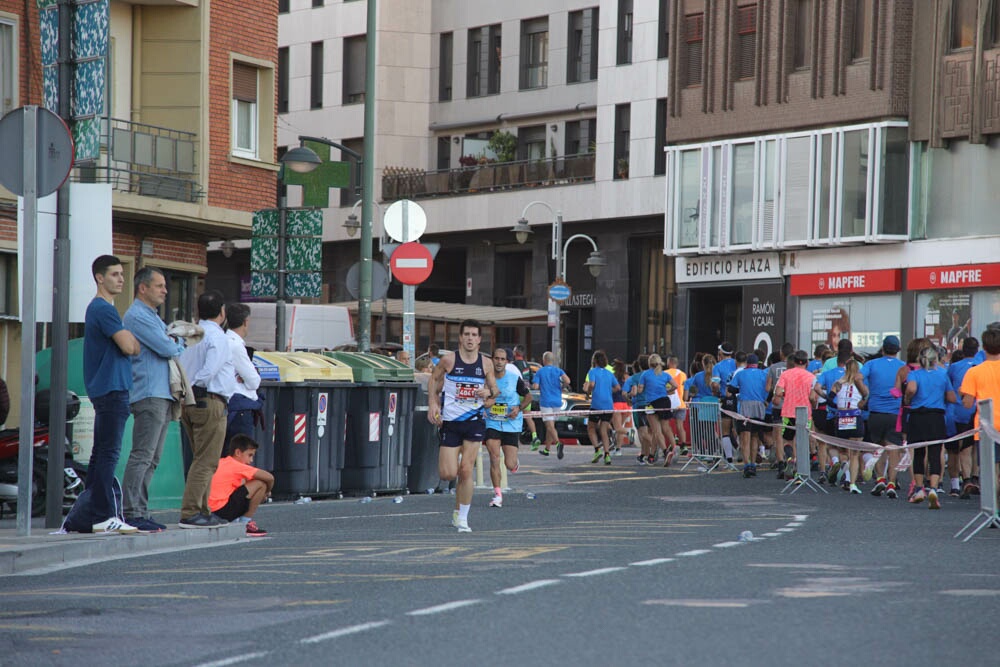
{"left": 390, "top": 242, "right": 434, "bottom": 285}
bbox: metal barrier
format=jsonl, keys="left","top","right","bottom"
{"left": 681, "top": 402, "right": 734, "bottom": 473}
{"left": 781, "top": 406, "right": 827, "bottom": 494}
{"left": 955, "top": 399, "right": 1000, "bottom": 541}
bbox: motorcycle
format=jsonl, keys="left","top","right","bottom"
{"left": 0, "top": 390, "right": 86, "bottom": 518}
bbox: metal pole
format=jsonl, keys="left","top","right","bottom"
{"left": 401, "top": 204, "right": 415, "bottom": 364}
{"left": 17, "top": 106, "right": 39, "bottom": 536}
{"left": 46, "top": 0, "right": 73, "bottom": 527}
{"left": 276, "top": 196, "right": 287, "bottom": 351}
{"left": 551, "top": 212, "right": 563, "bottom": 366}
{"left": 358, "top": 0, "right": 377, "bottom": 353}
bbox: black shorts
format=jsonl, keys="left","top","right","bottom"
{"left": 213, "top": 485, "right": 250, "bottom": 522}
{"left": 485, "top": 428, "right": 519, "bottom": 446}
{"left": 830, "top": 412, "right": 865, "bottom": 439}
{"left": 867, "top": 412, "right": 903, "bottom": 446}
{"left": 945, "top": 422, "right": 975, "bottom": 452}
{"left": 736, "top": 418, "right": 766, "bottom": 434}
{"left": 590, "top": 412, "right": 613, "bottom": 424}
{"left": 781, "top": 416, "right": 812, "bottom": 441}
{"left": 907, "top": 410, "right": 947, "bottom": 444}
{"left": 650, "top": 397, "right": 673, "bottom": 419}
{"left": 439, "top": 419, "right": 486, "bottom": 447}
{"left": 815, "top": 414, "right": 838, "bottom": 437}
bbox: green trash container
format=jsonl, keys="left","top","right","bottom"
{"left": 407, "top": 377, "right": 443, "bottom": 493}
{"left": 326, "top": 352, "right": 417, "bottom": 496}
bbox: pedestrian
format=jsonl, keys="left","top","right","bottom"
{"left": 178, "top": 290, "right": 234, "bottom": 529}
{"left": 863, "top": 335, "right": 906, "bottom": 498}
{"left": 637, "top": 353, "right": 677, "bottom": 466}
{"left": 959, "top": 325, "right": 1000, "bottom": 496}
{"left": 772, "top": 350, "right": 816, "bottom": 477}
{"left": 84, "top": 255, "right": 141, "bottom": 534}
{"left": 427, "top": 319, "right": 499, "bottom": 533}
{"left": 624, "top": 355, "right": 653, "bottom": 464}
{"left": 584, "top": 350, "right": 620, "bottom": 465}
{"left": 532, "top": 351, "right": 571, "bottom": 458}
{"left": 396, "top": 350, "right": 411, "bottom": 366}
{"left": 904, "top": 347, "right": 957, "bottom": 508}
{"left": 208, "top": 434, "right": 272, "bottom": 536}
{"left": 427, "top": 343, "right": 440, "bottom": 366}
{"left": 223, "top": 303, "right": 262, "bottom": 454}
{"left": 122, "top": 267, "right": 185, "bottom": 533}
{"left": 714, "top": 343, "right": 738, "bottom": 466}
{"left": 665, "top": 355, "right": 689, "bottom": 454}
{"left": 946, "top": 337, "right": 980, "bottom": 497}
{"left": 511, "top": 344, "right": 542, "bottom": 448}
{"left": 484, "top": 348, "right": 532, "bottom": 508}
{"left": 728, "top": 353, "right": 768, "bottom": 478}
{"left": 826, "top": 358, "right": 869, "bottom": 493}
{"left": 611, "top": 359, "right": 631, "bottom": 455}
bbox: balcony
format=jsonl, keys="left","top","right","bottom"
{"left": 76, "top": 117, "right": 203, "bottom": 204}
{"left": 382, "top": 153, "right": 595, "bottom": 201}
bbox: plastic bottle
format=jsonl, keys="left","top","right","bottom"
{"left": 426, "top": 488, "right": 436, "bottom": 495}
{"left": 738, "top": 530, "right": 754, "bottom": 542}
{"left": 294, "top": 496, "right": 312, "bottom": 505}
{"left": 525, "top": 492, "right": 536, "bottom": 500}
{"left": 393, "top": 496, "right": 403, "bottom": 504}
{"left": 359, "top": 496, "right": 372, "bottom": 504}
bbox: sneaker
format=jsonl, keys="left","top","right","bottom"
{"left": 614, "top": 447, "right": 622, "bottom": 457}
{"left": 818, "top": 472, "right": 828, "bottom": 485}
{"left": 93, "top": 517, "right": 139, "bottom": 534}
{"left": 178, "top": 513, "right": 228, "bottom": 529}
{"left": 638, "top": 455, "right": 647, "bottom": 466}
{"left": 928, "top": 489, "right": 941, "bottom": 510}
{"left": 591, "top": 449, "right": 602, "bottom": 463}
{"left": 961, "top": 481, "right": 979, "bottom": 499}
{"left": 489, "top": 494, "right": 503, "bottom": 508}
{"left": 451, "top": 510, "right": 459, "bottom": 527}
{"left": 604, "top": 453, "right": 612, "bottom": 465}
{"left": 840, "top": 479, "right": 850, "bottom": 492}
{"left": 510, "top": 463, "right": 519, "bottom": 474}
{"left": 456, "top": 519, "right": 472, "bottom": 533}
{"left": 245, "top": 520, "right": 268, "bottom": 536}
{"left": 886, "top": 483, "right": 898, "bottom": 499}
{"left": 539, "top": 448, "right": 550, "bottom": 456}
{"left": 835, "top": 466, "right": 847, "bottom": 487}
{"left": 646, "top": 455, "right": 655, "bottom": 465}
{"left": 556, "top": 443, "right": 565, "bottom": 459}
{"left": 863, "top": 458, "right": 876, "bottom": 482}
{"left": 126, "top": 517, "right": 165, "bottom": 534}
{"left": 828, "top": 462, "right": 842, "bottom": 483}
{"left": 665, "top": 449, "right": 675, "bottom": 467}
{"left": 531, "top": 437, "right": 542, "bottom": 451}
{"left": 949, "top": 487, "right": 961, "bottom": 498}
{"left": 681, "top": 446, "right": 690, "bottom": 457}
{"left": 776, "top": 461, "right": 786, "bottom": 480}
{"left": 849, "top": 483, "right": 862, "bottom": 495}
{"left": 743, "top": 464, "right": 752, "bottom": 478}
{"left": 908, "top": 488, "right": 926, "bottom": 504}
{"left": 871, "top": 479, "right": 887, "bottom": 497}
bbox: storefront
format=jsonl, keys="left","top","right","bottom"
{"left": 908, "top": 263, "right": 1000, "bottom": 354}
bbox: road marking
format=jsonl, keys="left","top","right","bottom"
{"left": 761, "top": 532, "right": 783, "bottom": 537}
{"left": 630, "top": 558, "right": 676, "bottom": 566}
{"left": 406, "top": 599, "right": 482, "bottom": 616}
{"left": 318, "top": 512, "right": 444, "bottom": 520}
{"left": 794, "top": 514, "right": 809, "bottom": 521}
{"left": 713, "top": 541, "right": 743, "bottom": 548}
{"left": 194, "top": 652, "right": 270, "bottom": 667}
{"left": 563, "top": 567, "right": 626, "bottom": 578}
{"left": 301, "top": 620, "right": 391, "bottom": 643}
{"left": 675, "top": 549, "right": 712, "bottom": 557}
{"left": 776, "top": 528, "right": 796, "bottom": 532}
{"left": 644, "top": 599, "right": 762, "bottom": 608}
{"left": 496, "top": 580, "right": 561, "bottom": 595}
{"left": 785, "top": 522, "right": 803, "bottom": 527}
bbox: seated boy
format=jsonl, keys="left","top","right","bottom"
{"left": 208, "top": 434, "right": 274, "bottom": 537}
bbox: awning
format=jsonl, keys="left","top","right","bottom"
{"left": 331, "top": 299, "right": 549, "bottom": 326}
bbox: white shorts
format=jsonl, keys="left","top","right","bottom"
{"left": 540, "top": 406, "right": 559, "bottom": 423}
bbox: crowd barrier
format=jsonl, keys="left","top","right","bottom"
{"left": 679, "top": 402, "right": 737, "bottom": 474}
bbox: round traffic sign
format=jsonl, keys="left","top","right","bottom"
{"left": 548, "top": 281, "right": 572, "bottom": 302}
{"left": 345, "top": 261, "right": 390, "bottom": 300}
{"left": 0, "top": 106, "right": 74, "bottom": 197}
{"left": 390, "top": 242, "right": 434, "bottom": 285}
{"left": 383, "top": 199, "right": 427, "bottom": 243}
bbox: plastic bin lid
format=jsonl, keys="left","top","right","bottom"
{"left": 252, "top": 351, "right": 353, "bottom": 382}
{"left": 321, "top": 351, "right": 415, "bottom": 383}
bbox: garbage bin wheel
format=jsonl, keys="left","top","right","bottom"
{"left": 403, "top": 488, "right": 410, "bottom": 495}
{"left": 337, "top": 492, "right": 343, "bottom": 499}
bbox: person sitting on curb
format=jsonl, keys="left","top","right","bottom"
{"left": 207, "top": 434, "right": 274, "bottom": 536}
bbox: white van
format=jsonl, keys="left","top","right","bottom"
{"left": 244, "top": 303, "right": 355, "bottom": 351}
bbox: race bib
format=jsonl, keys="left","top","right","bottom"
{"left": 490, "top": 403, "right": 508, "bottom": 418}
{"left": 455, "top": 383, "right": 479, "bottom": 403}
{"left": 644, "top": 404, "right": 655, "bottom": 415}
{"left": 838, "top": 416, "right": 858, "bottom": 431}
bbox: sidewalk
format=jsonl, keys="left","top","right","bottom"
{"left": 0, "top": 515, "right": 246, "bottom": 576}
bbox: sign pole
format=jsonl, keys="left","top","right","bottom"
{"left": 401, "top": 203, "right": 415, "bottom": 364}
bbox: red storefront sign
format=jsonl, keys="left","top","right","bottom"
{"left": 789, "top": 269, "right": 902, "bottom": 296}
{"left": 907, "top": 263, "right": 1000, "bottom": 290}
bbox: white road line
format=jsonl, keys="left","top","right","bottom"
{"left": 713, "top": 541, "right": 742, "bottom": 548}
{"left": 785, "top": 522, "right": 803, "bottom": 527}
{"left": 195, "top": 653, "right": 270, "bottom": 667}
{"left": 675, "top": 549, "right": 712, "bottom": 557}
{"left": 631, "top": 558, "right": 676, "bottom": 566}
{"left": 318, "top": 512, "right": 443, "bottom": 520}
{"left": 563, "top": 567, "right": 626, "bottom": 578}
{"left": 776, "top": 528, "right": 796, "bottom": 532}
{"left": 406, "top": 599, "right": 482, "bottom": 616}
{"left": 300, "top": 620, "right": 391, "bottom": 644}
{"left": 761, "top": 532, "right": 782, "bottom": 537}
{"left": 794, "top": 515, "right": 809, "bottom": 521}
{"left": 497, "top": 580, "right": 562, "bottom": 595}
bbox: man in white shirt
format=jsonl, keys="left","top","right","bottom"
{"left": 223, "top": 303, "right": 262, "bottom": 454}
{"left": 178, "top": 290, "right": 235, "bottom": 528}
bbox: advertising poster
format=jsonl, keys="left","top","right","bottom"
{"left": 922, "top": 292, "right": 973, "bottom": 353}
{"left": 811, "top": 303, "right": 851, "bottom": 350}
{"left": 740, "top": 282, "right": 784, "bottom": 362}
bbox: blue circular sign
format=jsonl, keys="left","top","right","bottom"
{"left": 548, "top": 283, "right": 572, "bottom": 302}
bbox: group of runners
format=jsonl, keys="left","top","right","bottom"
{"left": 425, "top": 318, "right": 1000, "bottom": 533}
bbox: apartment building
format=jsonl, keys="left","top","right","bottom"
{"left": 663, "top": 0, "right": 1000, "bottom": 364}
{"left": 225, "top": 0, "right": 673, "bottom": 382}
{"left": 0, "top": 0, "right": 277, "bottom": 420}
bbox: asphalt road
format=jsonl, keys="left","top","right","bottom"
{"left": 1, "top": 446, "right": 997, "bottom": 667}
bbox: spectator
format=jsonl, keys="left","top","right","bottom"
{"left": 224, "top": 303, "right": 262, "bottom": 454}
{"left": 208, "top": 434, "right": 273, "bottom": 537}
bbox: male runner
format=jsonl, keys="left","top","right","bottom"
{"left": 484, "top": 348, "right": 533, "bottom": 508}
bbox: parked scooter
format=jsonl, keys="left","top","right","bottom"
{"left": 0, "top": 390, "right": 85, "bottom": 518}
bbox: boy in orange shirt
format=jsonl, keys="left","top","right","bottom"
{"left": 208, "top": 434, "right": 274, "bottom": 536}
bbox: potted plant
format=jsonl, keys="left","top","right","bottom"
{"left": 487, "top": 130, "right": 517, "bottom": 163}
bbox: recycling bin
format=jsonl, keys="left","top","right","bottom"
{"left": 326, "top": 352, "right": 417, "bottom": 496}
{"left": 407, "top": 379, "right": 442, "bottom": 493}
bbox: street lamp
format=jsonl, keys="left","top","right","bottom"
{"left": 512, "top": 200, "right": 605, "bottom": 367}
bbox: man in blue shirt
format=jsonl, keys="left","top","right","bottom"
{"left": 122, "top": 267, "right": 185, "bottom": 533}
{"left": 946, "top": 337, "right": 980, "bottom": 497}
{"left": 729, "top": 354, "right": 768, "bottom": 477}
{"left": 584, "top": 350, "right": 620, "bottom": 465}
{"left": 84, "top": 255, "right": 141, "bottom": 534}
{"left": 532, "top": 351, "right": 571, "bottom": 458}
{"left": 714, "top": 343, "right": 738, "bottom": 466}
{"left": 483, "top": 348, "right": 532, "bottom": 508}
{"left": 862, "top": 335, "right": 905, "bottom": 498}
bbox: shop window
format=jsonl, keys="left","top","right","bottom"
{"left": 684, "top": 14, "right": 704, "bottom": 87}
{"left": 568, "top": 8, "right": 599, "bottom": 83}
{"left": 917, "top": 290, "right": 1000, "bottom": 356}
{"left": 798, "top": 295, "right": 901, "bottom": 359}
{"left": 520, "top": 17, "right": 548, "bottom": 90}
{"left": 734, "top": 4, "right": 757, "bottom": 80}
{"left": 343, "top": 35, "right": 366, "bottom": 104}
{"left": 793, "top": 0, "right": 814, "bottom": 69}
{"left": 852, "top": 0, "right": 873, "bottom": 60}
{"left": 617, "top": 0, "right": 633, "bottom": 65}
{"left": 951, "top": 0, "right": 977, "bottom": 51}
{"left": 439, "top": 32, "right": 453, "bottom": 101}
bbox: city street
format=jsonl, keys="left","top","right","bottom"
{"left": 1, "top": 446, "right": 997, "bottom": 667}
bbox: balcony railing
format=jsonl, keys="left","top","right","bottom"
{"left": 75, "top": 117, "right": 203, "bottom": 204}
{"left": 382, "top": 153, "right": 595, "bottom": 201}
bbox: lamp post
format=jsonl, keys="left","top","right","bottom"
{"left": 344, "top": 200, "right": 389, "bottom": 345}
{"left": 511, "top": 201, "right": 606, "bottom": 367}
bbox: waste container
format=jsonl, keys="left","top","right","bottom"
{"left": 325, "top": 352, "right": 417, "bottom": 496}
{"left": 251, "top": 352, "right": 353, "bottom": 498}
{"left": 407, "top": 376, "right": 443, "bottom": 493}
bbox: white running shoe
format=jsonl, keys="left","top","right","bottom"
{"left": 489, "top": 495, "right": 503, "bottom": 508}
{"left": 456, "top": 519, "right": 472, "bottom": 533}
{"left": 451, "top": 510, "right": 459, "bottom": 527}
{"left": 92, "top": 517, "right": 139, "bottom": 534}
{"left": 849, "top": 483, "right": 862, "bottom": 495}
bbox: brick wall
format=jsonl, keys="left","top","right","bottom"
{"left": 0, "top": 0, "right": 42, "bottom": 108}
{"left": 113, "top": 232, "right": 206, "bottom": 268}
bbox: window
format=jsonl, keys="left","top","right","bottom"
{"left": 994, "top": 0, "right": 1000, "bottom": 45}
{"left": 565, "top": 118, "right": 596, "bottom": 155}
{"left": 951, "top": 0, "right": 976, "bottom": 50}
{"left": 467, "top": 25, "right": 500, "bottom": 97}
{"left": 784, "top": 136, "right": 811, "bottom": 242}
{"left": 339, "top": 137, "right": 364, "bottom": 207}
{"left": 658, "top": 0, "right": 670, "bottom": 59}
{"left": 278, "top": 0, "right": 289, "bottom": 14}
{"left": 677, "top": 149, "right": 702, "bottom": 248}
{"left": 310, "top": 41, "right": 323, "bottom": 109}
{"left": 232, "top": 62, "right": 259, "bottom": 158}
{"left": 516, "top": 125, "right": 546, "bottom": 161}
{"left": 793, "top": 0, "right": 813, "bottom": 69}
{"left": 840, "top": 129, "right": 869, "bottom": 238}
{"left": 436, "top": 137, "right": 451, "bottom": 171}
{"left": 731, "top": 143, "right": 755, "bottom": 245}
{"left": 617, "top": 0, "right": 633, "bottom": 65}
{"left": 853, "top": 0, "right": 873, "bottom": 59}
{"left": 684, "top": 14, "right": 704, "bottom": 86}
{"left": 0, "top": 253, "right": 14, "bottom": 316}
{"left": 567, "top": 8, "right": 599, "bottom": 83}
{"left": 735, "top": 4, "right": 757, "bottom": 80}
{"left": 343, "top": 35, "right": 366, "bottom": 104}
{"left": 312, "top": 0, "right": 323, "bottom": 6}
{"left": 654, "top": 98, "right": 667, "bottom": 175}
{"left": 277, "top": 47, "right": 289, "bottom": 113}
{"left": 520, "top": 17, "right": 548, "bottom": 90}
{"left": 614, "top": 104, "right": 630, "bottom": 179}
{"left": 439, "top": 32, "right": 453, "bottom": 101}
{"left": 0, "top": 19, "right": 15, "bottom": 116}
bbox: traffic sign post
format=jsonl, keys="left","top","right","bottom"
{"left": 548, "top": 279, "right": 571, "bottom": 303}
{"left": 390, "top": 242, "right": 434, "bottom": 285}
{"left": 386, "top": 201, "right": 430, "bottom": 365}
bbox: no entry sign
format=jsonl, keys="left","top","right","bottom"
{"left": 390, "top": 242, "right": 434, "bottom": 285}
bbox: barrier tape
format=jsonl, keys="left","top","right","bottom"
{"left": 520, "top": 405, "right": 677, "bottom": 419}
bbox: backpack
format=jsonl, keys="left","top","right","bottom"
{"left": 61, "top": 477, "right": 124, "bottom": 533}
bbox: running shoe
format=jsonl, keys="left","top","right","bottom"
{"left": 818, "top": 472, "right": 828, "bottom": 485}
{"left": 827, "top": 462, "right": 842, "bottom": 483}
{"left": 646, "top": 455, "right": 656, "bottom": 465}
{"left": 681, "top": 447, "right": 690, "bottom": 457}
{"left": 927, "top": 489, "right": 941, "bottom": 510}
{"left": 531, "top": 438, "right": 541, "bottom": 451}
{"left": 909, "top": 487, "right": 926, "bottom": 504}
{"left": 835, "top": 466, "right": 847, "bottom": 487}
{"left": 245, "top": 520, "right": 268, "bottom": 537}
{"left": 849, "top": 483, "right": 862, "bottom": 495}
{"left": 776, "top": 460, "right": 786, "bottom": 480}
{"left": 510, "top": 463, "right": 519, "bottom": 474}
{"left": 456, "top": 519, "right": 472, "bottom": 533}
{"left": 489, "top": 494, "right": 503, "bottom": 508}
{"left": 863, "top": 458, "right": 876, "bottom": 482}
{"left": 638, "top": 455, "right": 647, "bottom": 466}
{"left": 961, "top": 481, "right": 979, "bottom": 499}
{"left": 451, "top": 510, "right": 459, "bottom": 527}
{"left": 748, "top": 463, "right": 758, "bottom": 477}
{"left": 540, "top": 448, "right": 550, "bottom": 456}
{"left": 93, "top": 517, "right": 139, "bottom": 535}
{"left": 743, "top": 464, "right": 752, "bottom": 478}
{"left": 840, "top": 479, "right": 850, "bottom": 492}
{"left": 871, "top": 479, "right": 887, "bottom": 497}
{"left": 949, "top": 487, "right": 961, "bottom": 498}
{"left": 614, "top": 447, "right": 622, "bottom": 457}
{"left": 885, "top": 483, "right": 898, "bottom": 499}
{"left": 604, "top": 453, "right": 612, "bottom": 465}
{"left": 591, "top": 449, "right": 602, "bottom": 463}
{"left": 556, "top": 443, "right": 565, "bottom": 459}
